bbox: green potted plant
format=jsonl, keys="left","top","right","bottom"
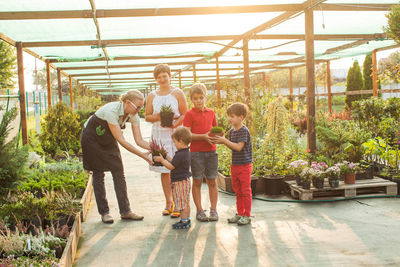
{"left": 159, "top": 104, "right": 175, "bottom": 127}
{"left": 299, "top": 167, "right": 314, "bottom": 190}
{"left": 209, "top": 126, "right": 224, "bottom": 137}
{"left": 313, "top": 170, "right": 326, "bottom": 189}
{"left": 289, "top": 159, "right": 308, "bottom": 185}
{"left": 326, "top": 166, "right": 341, "bottom": 188}
{"left": 149, "top": 138, "right": 168, "bottom": 166}
{"left": 336, "top": 161, "right": 358, "bottom": 184}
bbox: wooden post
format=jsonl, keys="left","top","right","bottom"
{"left": 305, "top": 7, "right": 316, "bottom": 153}
{"left": 16, "top": 42, "right": 28, "bottom": 145}
{"left": 372, "top": 49, "right": 378, "bottom": 97}
{"left": 193, "top": 64, "right": 197, "bottom": 83}
{"left": 69, "top": 76, "right": 73, "bottom": 109}
{"left": 289, "top": 68, "right": 293, "bottom": 110}
{"left": 326, "top": 60, "right": 332, "bottom": 113}
{"left": 243, "top": 38, "right": 251, "bottom": 106}
{"left": 178, "top": 70, "right": 182, "bottom": 89}
{"left": 57, "top": 69, "right": 62, "bottom": 102}
{"left": 216, "top": 56, "right": 221, "bottom": 108}
{"left": 46, "top": 59, "right": 52, "bottom": 108}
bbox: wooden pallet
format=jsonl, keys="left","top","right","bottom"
{"left": 287, "top": 177, "right": 398, "bottom": 200}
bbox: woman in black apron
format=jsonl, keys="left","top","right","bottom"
{"left": 81, "top": 89, "right": 152, "bottom": 224}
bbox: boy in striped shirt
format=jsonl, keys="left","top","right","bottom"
{"left": 212, "top": 103, "right": 253, "bottom": 225}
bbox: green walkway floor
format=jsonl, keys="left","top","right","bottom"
{"left": 74, "top": 119, "right": 400, "bottom": 267}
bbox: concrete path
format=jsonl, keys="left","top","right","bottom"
{"left": 74, "top": 119, "right": 400, "bottom": 267}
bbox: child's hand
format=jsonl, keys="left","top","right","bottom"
{"left": 153, "top": 155, "right": 163, "bottom": 162}
{"left": 212, "top": 135, "right": 226, "bottom": 144}
{"left": 204, "top": 133, "right": 214, "bottom": 144}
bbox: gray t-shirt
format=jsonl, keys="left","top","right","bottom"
{"left": 85, "top": 102, "right": 140, "bottom": 128}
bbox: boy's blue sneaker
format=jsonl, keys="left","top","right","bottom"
{"left": 172, "top": 219, "right": 191, "bottom": 229}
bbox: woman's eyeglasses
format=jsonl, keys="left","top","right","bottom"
{"left": 128, "top": 100, "right": 142, "bottom": 112}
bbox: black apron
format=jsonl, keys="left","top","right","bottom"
{"left": 81, "top": 115, "right": 123, "bottom": 172}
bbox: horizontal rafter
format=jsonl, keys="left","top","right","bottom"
{"left": 0, "top": 3, "right": 393, "bottom": 20}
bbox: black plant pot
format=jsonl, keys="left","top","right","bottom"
{"left": 251, "top": 176, "right": 258, "bottom": 196}
{"left": 160, "top": 112, "right": 174, "bottom": 127}
{"left": 55, "top": 245, "right": 64, "bottom": 259}
{"left": 302, "top": 180, "right": 311, "bottom": 190}
{"left": 295, "top": 176, "right": 301, "bottom": 186}
{"left": 152, "top": 153, "right": 164, "bottom": 166}
{"left": 314, "top": 179, "right": 324, "bottom": 189}
{"left": 328, "top": 178, "right": 339, "bottom": 188}
{"left": 392, "top": 178, "right": 400, "bottom": 195}
{"left": 264, "top": 175, "right": 284, "bottom": 195}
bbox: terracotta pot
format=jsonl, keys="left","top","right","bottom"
{"left": 344, "top": 173, "right": 356, "bottom": 184}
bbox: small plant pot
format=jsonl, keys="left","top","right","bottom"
{"left": 302, "top": 180, "right": 311, "bottom": 190}
{"left": 344, "top": 173, "right": 356, "bottom": 184}
{"left": 152, "top": 154, "right": 164, "bottom": 166}
{"left": 295, "top": 176, "right": 301, "bottom": 186}
{"left": 251, "top": 176, "right": 258, "bottom": 196}
{"left": 328, "top": 178, "right": 339, "bottom": 188}
{"left": 356, "top": 171, "right": 373, "bottom": 180}
{"left": 208, "top": 132, "right": 224, "bottom": 137}
{"left": 160, "top": 112, "right": 174, "bottom": 127}
{"left": 314, "top": 179, "right": 324, "bottom": 189}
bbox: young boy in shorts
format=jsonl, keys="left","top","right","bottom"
{"left": 153, "top": 127, "right": 192, "bottom": 229}
{"left": 183, "top": 83, "right": 219, "bottom": 222}
{"left": 212, "top": 103, "right": 253, "bottom": 225}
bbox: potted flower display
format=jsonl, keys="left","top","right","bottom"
{"left": 159, "top": 104, "right": 175, "bottom": 127}
{"left": 208, "top": 126, "right": 224, "bottom": 137}
{"left": 336, "top": 161, "right": 358, "bottom": 184}
{"left": 310, "top": 162, "right": 328, "bottom": 189}
{"left": 289, "top": 159, "right": 308, "bottom": 185}
{"left": 326, "top": 166, "right": 341, "bottom": 188}
{"left": 299, "top": 167, "right": 314, "bottom": 190}
{"left": 150, "top": 138, "right": 168, "bottom": 166}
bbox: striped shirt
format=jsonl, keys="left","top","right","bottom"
{"left": 228, "top": 126, "right": 252, "bottom": 165}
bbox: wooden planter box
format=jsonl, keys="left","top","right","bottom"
{"left": 59, "top": 172, "right": 93, "bottom": 267}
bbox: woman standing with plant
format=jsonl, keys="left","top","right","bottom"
{"left": 81, "top": 89, "right": 152, "bottom": 224}
{"left": 145, "top": 64, "right": 188, "bottom": 216}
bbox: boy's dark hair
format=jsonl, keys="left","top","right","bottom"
{"left": 189, "top": 83, "right": 207, "bottom": 98}
{"left": 153, "top": 64, "right": 171, "bottom": 78}
{"left": 172, "top": 127, "right": 192, "bottom": 145}
{"left": 226, "top": 102, "right": 249, "bottom": 118}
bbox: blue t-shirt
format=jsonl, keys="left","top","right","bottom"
{"left": 228, "top": 126, "right": 253, "bottom": 165}
{"left": 171, "top": 148, "right": 192, "bottom": 182}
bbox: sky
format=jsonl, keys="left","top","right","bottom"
{"left": 17, "top": 46, "right": 400, "bottom": 93}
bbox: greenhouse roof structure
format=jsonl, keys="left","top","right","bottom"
{"left": 0, "top": 0, "right": 399, "bottom": 94}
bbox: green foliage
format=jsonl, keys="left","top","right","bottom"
{"left": 160, "top": 104, "right": 173, "bottom": 114}
{"left": 345, "top": 60, "right": 364, "bottom": 109}
{"left": 74, "top": 95, "right": 103, "bottom": 111}
{"left": 265, "top": 96, "right": 289, "bottom": 154}
{"left": 0, "top": 40, "right": 17, "bottom": 92}
{"left": 216, "top": 144, "right": 231, "bottom": 176}
{"left": 0, "top": 106, "right": 29, "bottom": 196}
{"left": 362, "top": 54, "right": 373, "bottom": 98}
{"left": 385, "top": 4, "right": 400, "bottom": 44}
{"left": 39, "top": 102, "right": 81, "bottom": 158}
{"left": 75, "top": 109, "right": 94, "bottom": 130}
{"left": 0, "top": 255, "right": 59, "bottom": 267}
{"left": 210, "top": 126, "right": 223, "bottom": 134}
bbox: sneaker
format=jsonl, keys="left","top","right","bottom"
{"left": 121, "top": 212, "right": 144, "bottom": 221}
{"left": 196, "top": 210, "right": 209, "bottom": 222}
{"left": 237, "top": 216, "right": 251, "bottom": 225}
{"left": 101, "top": 214, "right": 114, "bottom": 224}
{"left": 172, "top": 219, "right": 191, "bottom": 229}
{"left": 208, "top": 209, "right": 219, "bottom": 221}
{"left": 227, "top": 214, "right": 241, "bottom": 224}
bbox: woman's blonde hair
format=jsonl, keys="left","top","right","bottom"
{"left": 120, "top": 89, "right": 144, "bottom": 102}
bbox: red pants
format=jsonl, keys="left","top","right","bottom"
{"left": 230, "top": 163, "right": 253, "bottom": 217}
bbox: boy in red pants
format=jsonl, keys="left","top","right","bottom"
{"left": 212, "top": 103, "right": 253, "bottom": 225}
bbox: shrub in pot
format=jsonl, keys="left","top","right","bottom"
{"left": 313, "top": 170, "right": 325, "bottom": 189}
{"left": 159, "top": 104, "right": 174, "bottom": 127}
{"left": 300, "top": 167, "right": 314, "bottom": 190}
{"left": 336, "top": 161, "right": 359, "bottom": 184}
{"left": 289, "top": 159, "right": 308, "bottom": 186}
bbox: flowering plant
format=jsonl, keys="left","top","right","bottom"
{"left": 149, "top": 138, "right": 167, "bottom": 158}
{"left": 313, "top": 169, "right": 327, "bottom": 180}
{"left": 311, "top": 161, "right": 328, "bottom": 171}
{"left": 300, "top": 167, "right": 315, "bottom": 182}
{"left": 326, "top": 166, "right": 341, "bottom": 179}
{"left": 335, "top": 161, "right": 359, "bottom": 175}
{"left": 289, "top": 159, "right": 308, "bottom": 176}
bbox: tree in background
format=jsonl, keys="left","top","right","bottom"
{"left": 33, "top": 67, "right": 69, "bottom": 93}
{"left": 345, "top": 60, "right": 364, "bottom": 109}
{"left": 378, "top": 50, "right": 400, "bottom": 84}
{"left": 385, "top": 4, "right": 400, "bottom": 44}
{"left": 0, "top": 41, "right": 17, "bottom": 94}
{"left": 362, "top": 54, "right": 373, "bottom": 98}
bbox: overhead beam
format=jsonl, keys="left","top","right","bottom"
{"left": 0, "top": 4, "right": 393, "bottom": 20}
{"left": 49, "top": 54, "right": 206, "bottom": 63}
{"left": 324, "top": 39, "right": 369, "bottom": 54}
{"left": 21, "top": 33, "right": 388, "bottom": 48}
